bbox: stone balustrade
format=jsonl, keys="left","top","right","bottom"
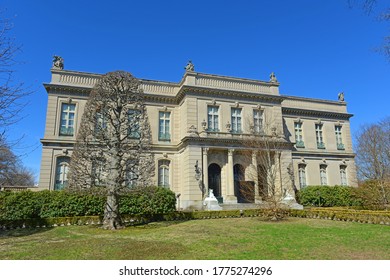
{"left": 195, "top": 75, "right": 274, "bottom": 94}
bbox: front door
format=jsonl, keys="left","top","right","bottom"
{"left": 208, "top": 163, "right": 221, "bottom": 199}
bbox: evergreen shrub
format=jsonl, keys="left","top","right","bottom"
{"left": 0, "top": 186, "right": 176, "bottom": 220}
{"left": 297, "top": 185, "right": 361, "bottom": 207}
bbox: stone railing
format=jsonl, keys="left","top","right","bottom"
{"left": 52, "top": 70, "right": 178, "bottom": 94}
{"left": 195, "top": 75, "right": 273, "bottom": 94}
{"left": 140, "top": 80, "right": 178, "bottom": 95}
{"left": 57, "top": 72, "right": 100, "bottom": 87}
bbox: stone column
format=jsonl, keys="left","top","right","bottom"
{"left": 274, "top": 151, "right": 283, "bottom": 198}
{"left": 202, "top": 148, "right": 209, "bottom": 197}
{"left": 252, "top": 151, "right": 261, "bottom": 202}
{"left": 225, "top": 149, "right": 237, "bottom": 203}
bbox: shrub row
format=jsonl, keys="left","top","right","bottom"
{"left": 2, "top": 208, "right": 390, "bottom": 230}
{"left": 0, "top": 186, "right": 176, "bottom": 220}
{"left": 289, "top": 208, "right": 390, "bottom": 225}
{"left": 297, "top": 185, "right": 361, "bottom": 207}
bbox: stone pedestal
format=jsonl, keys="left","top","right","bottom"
{"left": 203, "top": 190, "right": 222, "bottom": 210}
{"left": 281, "top": 193, "right": 303, "bottom": 210}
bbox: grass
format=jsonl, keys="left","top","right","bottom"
{"left": 0, "top": 217, "right": 389, "bottom": 260}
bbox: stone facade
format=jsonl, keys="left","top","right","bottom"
{"left": 39, "top": 62, "right": 357, "bottom": 210}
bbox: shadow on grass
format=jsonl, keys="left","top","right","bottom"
{"left": 0, "top": 227, "right": 54, "bottom": 239}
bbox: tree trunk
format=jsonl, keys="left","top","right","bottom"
{"left": 102, "top": 190, "right": 123, "bottom": 230}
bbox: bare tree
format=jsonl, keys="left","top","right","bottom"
{"left": 0, "top": 15, "right": 30, "bottom": 131}
{"left": 239, "top": 117, "right": 293, "bottom": 220}
{"left": 355, "top": 117, "right": 390, "bottom": 205}
{"left": 0, "top": 137, "right": 35, "bottom": 187}
{"left": 69, "top": 71, "right": 154, "bottom": 230}
{"left": 348, "top": 0, "right": 390, "bottom": 60}
{"left": 0, "top": 14, "right": 34, "bottom": 187}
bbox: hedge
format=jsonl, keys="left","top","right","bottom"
{"left": 0, "top": 186, "right": 176, "bottom": 220}
{"left": 297, "top": 185, "right": 361, "bottom": 207}
{"left": 1, "top": 208, "right": 389, "bottom": 230}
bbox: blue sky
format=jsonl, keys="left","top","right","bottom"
{"left": 2, "top": 0, "right": 389, "bottom": 182}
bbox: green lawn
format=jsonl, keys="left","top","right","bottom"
{"left": 1, "top": 217, "right": 389, "bottom": 260}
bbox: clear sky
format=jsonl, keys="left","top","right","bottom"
{"left": 2, "top": 0, "right": 389, "bottom": 183}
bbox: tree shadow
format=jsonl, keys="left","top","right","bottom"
{"left": 0, "top": 227, "right": 53, "bottom": 238}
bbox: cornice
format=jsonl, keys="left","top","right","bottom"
{"left": 282, "top": 107, "right": 353, "bottom": 120}
{"left": 292, "top": 150, "right": 356, "bottom": 158}
{"left": 178, "top": 135, "right": 294, "bottom": 150}
{"left": 44, "top": 83, "right": 284, "bottom": 105}
{"left": 176, "top": 85, "right": 284, "bottom": 104}
{"left": 44, "top": 83, "right": 91, "bottom": 97}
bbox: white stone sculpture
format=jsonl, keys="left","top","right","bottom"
{"left": 203, "top": 189, "right": 222, "bottom": 211}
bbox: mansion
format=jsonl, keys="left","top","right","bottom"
{"left": 39, "top": 59, "right": 357, "bottom": 210}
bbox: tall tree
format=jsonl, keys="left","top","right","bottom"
{"left": 355, "top": 117, "right": 390, "bottom": 206}
{"left": 0, "top": 15, "right": 29, "bottom": 130}
{"left": 349, "top": 0, "right": 390, "bottom": 60}
{"left": 0, "top": 13, "right": 33, "bottom": 186}
{"left": 0, "top": 137, "right": 35, "bottom": 187}
{"left": 69, "top": 71, "right": 154, "bottom": 230}
{"left": 355, "top": 117, "right": 390, "bottom": 181}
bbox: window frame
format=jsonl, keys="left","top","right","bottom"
{"left": 158, "top": 159, "right": 170, "bottom": 188}
{"left": 158, "top": 111, "right": 171, "bottom": 141}
{"left": 59, "top": 103, "right": 76, "bottom": 136}
{"left": 231, "top": 107, "right": 242, "bottom": 134}
{"left": 207, "top": 105, "right": 220, "bottom": 132}
{"left": 320, "top": 164, "right": 328, "bottom": 186}
{"left": 294, "top": 122, "right": 305, "bottom": 148}
{"left": 315, "top": 123, "right": 325, "bottom": 149}
{"left": 253, "top": 109, "right": 264, "bottom": 134}
{"left": 54, "top": 156, "right": 70, "bottom": 190}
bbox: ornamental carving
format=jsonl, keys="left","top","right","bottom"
{"left": 269, "top": 72, "right": 278, "bottom": 83}
{"left": 52, "top": 55, "right": 64, "bottom": 70}
{"left": 184, "top": 60, "right": 195, "bottom": 72}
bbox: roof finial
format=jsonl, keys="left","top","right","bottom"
{"left": 184, "top": 60, "right": 195, "bottom": 72}
{"left": 269, "top": 72, "right": 278, "bottom": 83}
{"left": 52, "top": 55, "right": 64, "bottom": 70}
{"left": 338, "top": 92, "right": 345, "bottom": 102}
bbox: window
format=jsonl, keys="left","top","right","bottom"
{"left": 92, "top": 160, "right": 107, "bottom": 186}
{"left": 94, "top": 111, "right": 107, "bottom": 134}
{"left": 207, "top": 106, "right": 219, "bottom": 132}
{"left": 335, "top": 125, "right": 344, "bottom": 150}
{"left": 128, "top": 109, "right": 141, "bottom": 138}
{"left": 298, "top": 164, "right": 306, "bottom": 188}
{"left": 159, "top": 111, "right": 171, "bottom": 141}
{"left": 340, "top": 165, "right": 347, "bottom": 186}
{"left": 253, "top": 109, "right": 264, "bottom": 133}
{"left": 55, "top": 157, "right": 70, "bottom": 190}
{"left": 294, "top": 122, "right": 305, "bottom": 148}
{"left": 231, "top": 108, "right": 242, "bottom": 133}
{"left": 126, "top": 160, "right": 139, "bottom": 188}
{"left": 315, "top": 124, "right": 325, "bottom": 149}
{"left": 59, "top": 103, "right": 76, "bottom": 136}
{"left": 320, "top": 165, "right": 327, "bottom": 186}
{"left": 158, "top": 160, "right": 170, "bottom": 188}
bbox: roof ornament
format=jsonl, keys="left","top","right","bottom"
{"left": 269, "top": 72, "right": 278, "bottom": 83}
{"left": 184, "top": 60, "right": 195, "bottom": 72}
{"left": 338, "top": 92, "right": 345, "bottom": 102}
{"left": 52, "top": 55, "right": 64, "bottom": 70}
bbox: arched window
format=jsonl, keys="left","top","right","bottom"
{"left": 158, "top": 160, "right": 170, "bottom": 188}
{"left": 340, "top": 165, "right": 347, "bottom": 186}
{"left": 55, "top": 157, "right": 70, "bottom": 190}
{"left": 320, "top": 164, "right": 327, "bottom": 186}
{"left": 298, "top": 164, "right": 306, "bottom": 189}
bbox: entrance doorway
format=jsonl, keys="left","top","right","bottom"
{"left": 257, "top": 164, "right": 268, "bottom": 199}
{"left": 234, "top": 164, "right": 254, "bottom": 203}
{"left": 208, "top": 163, "right": 221, "bottom": 199}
